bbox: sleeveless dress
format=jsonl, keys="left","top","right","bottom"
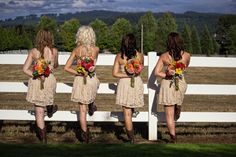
{"left": 26, "top": 51, "right": 57, "bottom": 107}
{"left": 116, "top": 63, "right": 144, "bottom": 108}
{"left": 158, "top": 60, "right": 187, "bottom": 106}
{"left": 71, "top": 53, "right": 100, "bottom": 105}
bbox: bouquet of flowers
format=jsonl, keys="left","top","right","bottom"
{"left": 32, "top": 58, "right": 51, "bottom": 89}
{"left": 76, "top": 56, "right": 95, "bottom": 84}
{"left": 125, "top": 58, "right": 144, "bottom": 88}
{"left": 167, "top": 61, "right": 186, "bottom": 91}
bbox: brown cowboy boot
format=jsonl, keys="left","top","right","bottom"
{"left": 81, "top": 129, "right": 89, "bottom": 144}
{"left": 174, "top": 104, "right": 181, "bottom": 121}
{"left": 126, "top": 129, "right": 135, "bottom": 144}
{"left": 169, "top": 133, "right": 177, "bottom": 143}
{"left": 37, "top": 127, "right": 47, "bottom": 144}
{"left": 88, "top": 102, "right": 97, "bottom": 116}
{"left": 46, "top": 105, "right": 58, "bottom": 118}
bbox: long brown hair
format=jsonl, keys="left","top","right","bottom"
{"left": 35, "top": 29, "right": 54, "bottom": 58}
{"left": 166, "top": 32, "right": 184, "bottom": 61}
{"left": 120, "top": 33, "right": 137, "bottom": 60}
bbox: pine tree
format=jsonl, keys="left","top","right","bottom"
{"left": 191, "top": 26, "right": 201, "bottom": 54}
{"left": 201, "top": 25, "right": 214, "bottom": 56}
{"left": 182, "top": 23, "right": 192, "bottom": 53}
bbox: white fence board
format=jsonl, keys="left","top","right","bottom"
{"left": 1, "top": 53, "right": 236, "bottom": 67}
{"left": 1, "top": 82, "right": 235, "bottom": 95}
{"left": 0, "top": 110, "right": 235, "bottom": 123}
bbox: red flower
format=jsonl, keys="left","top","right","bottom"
{"left": 44, "top": 66, "right": 50, "bottom": 77}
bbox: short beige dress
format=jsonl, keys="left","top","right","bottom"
{"left": 116, "top": 64, "right": 144, "bottom": 108}
{"left": 26, "top": 53, "right": 57, "bottom": 107}
{"left": 71, "top": 57, "right": 100, "bottom": 105}
{"left": 158, "top": 65, "right": 187, "bottom": 106}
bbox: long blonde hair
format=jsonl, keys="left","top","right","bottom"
{"left": 35, "top": 29, "right": 54, "bottom": 58}
{"left": 75, "top": 26, "right": 96, "bottom": 46}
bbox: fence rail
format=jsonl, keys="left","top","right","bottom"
{"left": 0, "top": 52, "right": 236, "bottom": 140}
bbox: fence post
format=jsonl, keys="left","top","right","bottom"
{"left": 148, "top": 52, "right": 158, "bottom": 140}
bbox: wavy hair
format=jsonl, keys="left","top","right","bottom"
{"left": 75, "top": 25, "right": 96, "bottom": 46}
{"left": 35, "top": 29, "right": 54, "bottom": 58}
{"left": 120, "top": 33, "right": 137, "bottom": 60}
{"left": 166, "top": 32, "right": 184, "bottom": 61}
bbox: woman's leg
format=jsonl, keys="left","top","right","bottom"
{"left": 79, "top": 104, "right": 87, "bottom": 132}
{"left": 79, "top": 103, "right": 89, "bottom": 143}
{"left": 123, "top": 106, "right": 134, "bottom": 143}
{"left": 35, "top": 105, "right": 45, "bottom": 129}
{"left": 164, "top": 105, "right": 176, "bottom": 142}
{"left": 35, "top": 105, "right": 47, "bottom": 143}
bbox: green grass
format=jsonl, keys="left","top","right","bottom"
{"left": 1, "top": 143, "right": 236, "bottom": 157}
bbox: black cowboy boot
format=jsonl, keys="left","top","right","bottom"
{"left": 126, "top": 129, "right": 135, "bottom": 144}
{"left": 36, "top": 127, "right": 47, "bottom": 144}
{"left": 88, "top": 102, "right": 97, "bottom": 116}
{"left": 46, "top": 105, "right": 58, "bottom": 118}
{"left": 81, "top": 129, "right": 89, "bottom": 144}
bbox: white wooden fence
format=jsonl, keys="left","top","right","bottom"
{"left": 0, "top": 52, "right": 236, "bottom": 140}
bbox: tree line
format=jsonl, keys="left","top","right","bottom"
{"left": 0, "top": 11, "right": 235, "bottom": 56}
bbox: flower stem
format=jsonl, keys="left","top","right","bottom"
{"left": 131, "top": 75, "right": 134, "bottom": 88}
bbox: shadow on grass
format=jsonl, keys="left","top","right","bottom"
{"left": 1, "top": 143, "right": 236, "bottom": 157}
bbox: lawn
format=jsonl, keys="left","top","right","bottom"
{"left": 1, "top": 143, "right": 236, "bottom": 157}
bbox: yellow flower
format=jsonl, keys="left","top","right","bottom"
{"left": 175, "top": 68, "right": 183, "bottom": 75}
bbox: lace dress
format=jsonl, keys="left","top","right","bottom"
{"left": 116, "top": 64, "right": 144, "bottom": 108}
{"left": 71, "top": 56, "right": 100, "bottom": 104}
{"left": 158, "top": 60, "right": 187, "bottom": 106}
{"left": 26, "top": 52, "right": 56, "bottom": 107}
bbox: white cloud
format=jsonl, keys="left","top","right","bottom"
{"left": 3, "top": 0, "right": 44, "bottom": 7}
{"left": 72, "top": 0, "right": 87, "bottom": 8}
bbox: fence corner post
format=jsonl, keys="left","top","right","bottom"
{"left": 148, "top": 51, "right": 158, "bottom": 140}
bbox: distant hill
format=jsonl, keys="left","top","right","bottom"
{"left": 0, "top": 10, "right": 224, "bottom": 33}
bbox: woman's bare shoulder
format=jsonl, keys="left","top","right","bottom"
{"left": 183, "top": 51, "right": 191, "bottom": 59}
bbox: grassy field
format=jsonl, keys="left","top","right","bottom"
{"left": 0, "top": 64, "right": 236, "bottom": 144}
{"left": 1, "top": 143, "right": 236, "bottom": 157}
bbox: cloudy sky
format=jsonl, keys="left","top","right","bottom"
{"left": 0, "top": 0, "right": 235, "bottom": 20}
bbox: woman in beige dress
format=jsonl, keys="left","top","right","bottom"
{"left": 112, "top": 33, "right": 144, "bottom": 143}
{"left": 23, "top": 29, "right": 59, "bottom": 143}
{"left": 155, "top": 32, "right": 190, "bottom": 143}
{"left": 64, "top": 26, "right": 100, "bottom": 143}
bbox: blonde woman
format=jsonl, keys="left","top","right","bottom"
{"left": 23, "top": 29, "right": 59, "bottom": 143}
{"left": 64, "top": 25, "right": 100, "bottom": 143}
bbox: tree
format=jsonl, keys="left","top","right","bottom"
{"left": 182, "top": 23, "right": 192, "bottom": 53}
{"left": 60, "top": 18, "right": 80, "bottom": 51}
{"left": 37, "top": 16, "right": 57, "bottom": 35}
{"left": 90, "top": 19, "right": 110, "bottom": 52}
{"left": 212, "top": 37, "right": 220, "bottom": 54}
{"left": 37, "top": 16, "right": 61, "bottom": 48}
{"left": 191, "top": 26, "right": 201, "bottom": 54}
{"left": 227, "top": 25, "right": 236, "bottom": 54}
{"left": 216, "top": 15, "right": 236, "bottom": 55}
{"left": 138, "top": 11, "right": 157, "bottom": 54}
{"left": 156, "top": 12, "right": 177, "bottom": 53}
{"left": 201, "top": 25, "right": 214, "bottom": 56}
{"left": 110, "top": 18, "right": 132, "bottom": 53}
